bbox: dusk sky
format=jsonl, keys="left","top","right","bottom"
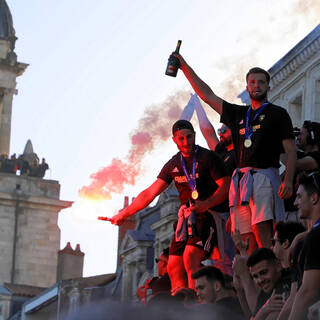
{"left": 6, "top": 0, "right": 319, "bottom": 275}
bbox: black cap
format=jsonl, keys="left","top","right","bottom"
{"left": 172, "top": 120, "right": 194, "bottom": 135}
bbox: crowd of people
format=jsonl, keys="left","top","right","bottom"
{"left": 0, "top": 153, "right": 49, "bottom": 178}
{"left": 107, "top": 53, "right": 320, "bottom": 319}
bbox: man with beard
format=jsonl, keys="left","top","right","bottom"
{"left": 191, "top": 93, "right": 236, "bottom": 176}
{"left": 171, "top": 53, "right": 296, "bottom": 253}
{"left": 109, "top": 120, "right": 230, "bottom": 292}
{"left": 215, "top": 124, "right": 237, "bottom": 176}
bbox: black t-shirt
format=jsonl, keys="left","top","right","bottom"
{"left": 158, "top": 145, "right": 228, "bottom": 212}
{"left": 149, "top": 273, "right": 171, "bottom": 294}
{"left": 291, "top": 238, "right": 305, "bottom": 288}
{"left": 253, "top": 268, "right": 291, "bottom": 316}
{"left": 291, "top": 226, "right": 320, "bottom": 294}
{"left": 215, "top": 144, "right": 237, "bottom": 177}
{"left": 299, "top": 225, "right": 320, "bottom": 271}
{"left": 216, "top": 297, "right": 244, "bottom": 317}
{"left": 221, "top": 101, "right": 294, "bottom": 168}
{"left": 189, "top": 301, "right": 245, "bottom": 320}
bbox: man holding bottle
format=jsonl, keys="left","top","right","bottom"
{"left": 172, "top": 52, "right": 296, "bottom": 254}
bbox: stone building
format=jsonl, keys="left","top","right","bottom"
{"left": 0, "top": 0, "right": 72, "bottom": 288}
{"left": 0, "top": 1, "right": 79, "bottom": 319}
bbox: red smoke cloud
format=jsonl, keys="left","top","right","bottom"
{"left": 79, "top": 90, "right": 190, "bottom": 200}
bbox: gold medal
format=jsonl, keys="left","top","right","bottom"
{"left": 191, "top": 190, "right": 199, "bottom": 200}
{"left": 244, "top": 139, "right": 252, "bottom": 148}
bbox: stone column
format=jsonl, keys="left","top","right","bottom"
{"left": 0, "top": 87, "right": 14, "bottom": 155}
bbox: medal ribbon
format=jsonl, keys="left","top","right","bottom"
{"left": 245, "top": 101, "right": 270, "bottom": 141}
{"left": 313, "top": 218, "right": 320, "bottom": 229}
{"left": 180, "top": 145, "right": 198, "bottom": 194}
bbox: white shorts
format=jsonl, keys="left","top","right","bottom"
{"left": 230, "top": 171, "right": 274, "bottom": 234}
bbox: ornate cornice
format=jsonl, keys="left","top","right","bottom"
{"left": 270, "top": 37, "right": 320, "bottom": 88}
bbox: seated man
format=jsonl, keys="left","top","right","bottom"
{"left": 192, "top": 266, "right": 244, "bottom": 319}
{"left": 109, "top": 120, "right": 230, "bottom": 291}
{"left": 233, "top": 248, "right": 291, "bottom": 319}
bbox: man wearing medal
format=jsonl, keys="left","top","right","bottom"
{"left": 109, "top": 120, "right": 230, "bottom": 292}
{"left": 172, "top": 52, "right": 296, "bottom": 254}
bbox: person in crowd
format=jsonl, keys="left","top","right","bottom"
{"left": 282, "top": 121, "right": 320, "bottom": 221}
{"left": 171, "top": 52, "right": 296, "bottom": 253}
{"left": 272, "top": 221, "right": 306, "bottom": 269}
{"left": 233, "top": 248, "right": 291, "bottom": 319}
{"left": 296, "top": 121, "right": 320, "bottom": 172}
{"left": 108, "top": 120, "right": 230, "bottom": 292}
{"left": 186, "top": 94, "right": 235, "bottom": 275}
{"left": 191, "top": 266, "right": 244, "bottom": 319}
{"left": 191, "top": 93, "right": 236, "bottom": 176}
{"left": 137, "top": 248, "right": 171, "bottom": 303}
{"left": 287, "top": 172, "right": 320, "bottom": 319}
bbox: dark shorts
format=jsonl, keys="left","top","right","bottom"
{"left": 169, "top": 211, "right": 217, "bottom": 257}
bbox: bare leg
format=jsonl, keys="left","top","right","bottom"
{"left": 183, "top": 245, "right": 206, "bottom": 289}
{"left": 252, "top": 220, "right": 274, "bottom": 248}
{"left": 167, "top": 254, "right": 187, "bottom": 292}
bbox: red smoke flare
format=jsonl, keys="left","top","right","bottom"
{"left": 79, "top": 91, "right": 190, "bottom": 200}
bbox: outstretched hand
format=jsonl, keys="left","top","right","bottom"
{"left": 99, "top": 211, "right": 128, "bottom": 226}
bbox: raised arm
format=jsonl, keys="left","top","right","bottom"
{"left": 278, "top": 139, "right": 296, "bottom": 199}
{"left": 232, "top": 254, "right": 260, "bottom": 314}
{"left": 110, "top": 179, "right": 169, "bottom": 225}
{"left": 174, "top": 53, "right": 224, "bottom": 115}
{"left": 192, "top": 94, "right": 220, "bottom": 151}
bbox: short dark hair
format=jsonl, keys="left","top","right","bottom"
{"left": 172, "top": 120, "right": 195, "bottom": 135}
{"left": 246, "top": 67, "right": 270, "bottom": 84}
{"left": 247, "top": 248, "right": 277, "bottom": 268}
{"left": 191, "top": 266, "right": 225, "bottom": 288}
{"left": 303, "top": 121, "right": 320, "bottom": 147}
{"left": 275, "top": 221, "right": 306, "bottom": 245}
{"left": 298, "top": 171, "right": 320, "bottom": 197}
